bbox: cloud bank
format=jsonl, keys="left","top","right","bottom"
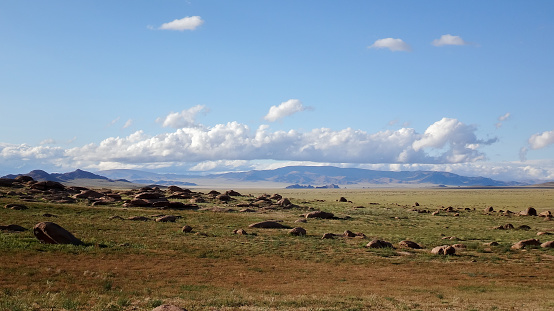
{"left": 368, "top": 38, "right": 411, "bottom": 52}
{"left": 159, "top": 16, "right": 204, "bottom": 31}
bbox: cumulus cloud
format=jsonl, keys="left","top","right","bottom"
{"left": 159, "top": 16, "right": 204, "bottom": 31}
{"left": 62, "top": 117, "right": 493, "bottom": 167}
{"left": 368, "top": 38, "right": 411, "bottom": 52}
{"left": 264, "top": 99, "right": 308, "bottom": 122}
{"left": 431, "top": 34, "right": 470, "bottom": 47}
{"left": 156, "top": 105, "right": 209, "bottom": 129}
{"left": 528, "top": 130, "right": 554, "bottom": 150}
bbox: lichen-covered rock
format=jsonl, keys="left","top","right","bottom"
{"left": 511, "top": 239, "right": 541, "bottom": 250}
{"left": 289, "top": 227, "right": 306, "bottom": 236}
{"left": 398, "top": 240, "right": 422, "bottom": 249}
{"left": 366, "top": 239, "right": 394, "bottom": 249}
{"left": 431, "top": 245, "right": 456, "bottom": 255}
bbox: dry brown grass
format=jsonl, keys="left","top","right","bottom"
{"left": 1, "top": 187, "right": 554, "bottom": 310}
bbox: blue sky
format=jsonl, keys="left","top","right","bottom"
{"left": 1, "top": 1, "right": 553, "bottom": 182}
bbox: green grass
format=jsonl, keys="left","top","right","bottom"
{"left": 1, "top": 187, "right": 554, "bottom": 310}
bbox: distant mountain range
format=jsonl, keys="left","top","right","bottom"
{"left": 206, "top": 166, "right": 527, "bottom": 187}
{"left": 3, "top": 166, "right": 534, "bottom": 188}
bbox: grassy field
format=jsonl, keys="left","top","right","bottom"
{"left": 1, "top": 187, "right": 554, "bottom": 310}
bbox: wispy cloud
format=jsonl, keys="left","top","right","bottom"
{"left": 158, "top": 16, "right": 204, "bottom": 31}
{"left": 123, "top": 119, "right": 133, "bottom": 129}
{"left": 264, "top": 99, "right": 309, "bottom": 122}
{"left": 368, "top": 38, "right": 411, "bottom": 52}
{"left": 432, "top": 34, "right": 470, "bottom": 47}
{"left": 495, "top": 112, "right": 511, "bottom": 128}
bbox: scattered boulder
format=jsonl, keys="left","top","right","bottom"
{"left": 537, "top": 232, "right": 553, "bottom": 236}
{"left": 366, "top": 239, "right": 394, "bottom": 249}
{"left": 156, "top": 215, "right": 178, "bottom": 222}
{"left": 248, "top": 221, "right": 287, "bottom": 229}
{"left": 270, "top": 194, "right": 282, "bottom": 200}
{"left": 73, "top": 190, "right": 104, "bottom": 199}
{"left": 517, "top": 225, "right": 531, "bottom": 230}
{"left": 321, "top": 233, "right": 335, "bottom": 239}
{"left": 541, "top": 241, "right": 554, "bottom": 248}
{"left": 0, "top": 224, "right": 27, "bottom": 232}
{"left": 484, "top": 206, "right": 494, "bottom": 213}
{"left": 338, "top": 197, "right": 348, "bottom": 202}
{"left": 4, "top": 203, "right": 28, "bottom": 210}
{"left": 494, "top": 223, "right": 514, "bottom": 230}
{"left": 225, "top": 190, "right": 242, "bottom": 196}
{"left": 233, "top": 229, "right": 248, "bottom": 235}
{"left": 216, "top": 194, "right": 231, "bottom": 202}
{"left": 127, "top": 216, "right": 150, "bottom": 221}
{"left": 33, "top": 222, "right": 83, "bottom": 245}
{"left": 398, "top": 240, "right": 422, "bottom": 249}
{"left": 511, "top": 239, "right": 541, "bottom": 250}
{"left": 277, "top": 198, "right": 292, "bottom": 207}
{"left": 305, "top": 211, "right": 334, "bottom": 219}
{"left": 520, "top": 207, "right": 537, "bottom": 216}
{"left": 294, "top": 218, "right": 307, "bottom": 223}
{"left": 30, "top": 181, "right": 66, "bottom": 191}
{"left": 539, "top": 210, "right": 552, "bottom": 217}
{"left": 289, "top": 227, "right": 306, "bottom": 236}
{"left": 182, "top": 225, "right": 193, "bottom": 233}
{"left": 431, "top": 245, "right": 456, "bottom": 255}
{"left": 343, "top": 230, "right": 356, "bottom": 237}
{"left": 431, "top": 211, "right": 440, "bottom": 216}
{"left": 151, "top": 305, "right": 188, "bottom": 311}
{"left": 452, "top": 244, "right": 467, "bottom": 249}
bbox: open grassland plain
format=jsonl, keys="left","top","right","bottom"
{"left": 1, "top": 184, "right": 554, "bottom": 311}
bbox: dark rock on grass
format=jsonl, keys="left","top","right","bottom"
{"left": 289, "top": 227, "right": 306, "bottom": 236}
{"left": 517, "top": 225, "right": 531, "bottom": 230}
{"left": 321, "top": 233, "right": 335, "bottom": 239}
{"left": 127, "top": 216, "right": 150, "bottom": 221}
{"left": 216, "top": 194, "right": 232, "bottom": 202}
{"left": 152, "top": 305, "right": 188, "bottom": 311}
{"left": 343, "top": 230, "right": 356, "bottom": 237}
{"left": 248, "top": 221, "right": 288, "bottom": 229}
{"left": 277, "top": 198, "right": 292, "bottom": 207}
{"left": 295, "top": 218, "right": 307, "bottom": 223}
{"left": 33, "top": 222, "right": 83, "bottom": 245}
{"left": 484, "top": 206, "right": 494, "bottom": 213}
{"left": 511, "top": 239, "right": 541, "bottom": 249}
{"left": 366, "top": 239, "right": 394, "bottom": 249}
{"left": 398, "top": 240, "right": 422, "bottom": 249}
{"left": 30, "top": 181, "right": 66, "bottom": 191}
{"left": 431, "top": 245, "right": 456, "bottom": 255}
{"left": 338, "top": 197, "right": 348, "bottom": 202}
{"left": 225, "top": 190, "right": 242, "bottom": 196}
{"left": 493, "top": 223, "right": 514, "bottom": 230}
{"left": 305, "top": 211, "right": 334, "bottom": 219}
{"left": 0, "top": 224, "right": 27, "bottom": 232}
{"left": 541, "top": 241, "right": 554, "bottom": 248}
{"left": 182, "top": 225, "right": 193, "bottom": 233}
{"left": 73, "top": 189, "right": 104, "bottom": 199}
{"left": 4, "top": 203, "right": 28, "bottom": 210}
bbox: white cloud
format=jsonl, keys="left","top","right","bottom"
{"left": 528, "top": 130, "right": 554, "bottom": 150}
{"left": 40, "top": 138, "right": 56, "bottom": 145}
{"left": 498, "top": 113, "right": 510, "bottom": 121}
{"left": 159, "top": 16, "right": 204, "bottom": 31}
{"left": 264, "top": 99, "right": 308, "bottom": 122}
{"left": 123, "top": 119, "right": 133, "bottom": 129}
{"left": 431, "top": 34, "right": 469, "bottom": 47}
{"left": 368, "top": 38, "right": 411, "bottom": 52}
{"left": 108, "top": 117, "right": 120, "bottom": 127}
{"left": 495, "top": 112, "right": 511, "bottom": 128}
{"left": 3, "top": 119, "right": 554, "bottom": 181}
{"left": 156, "top": 105, "right": 209, "bottom": 129}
